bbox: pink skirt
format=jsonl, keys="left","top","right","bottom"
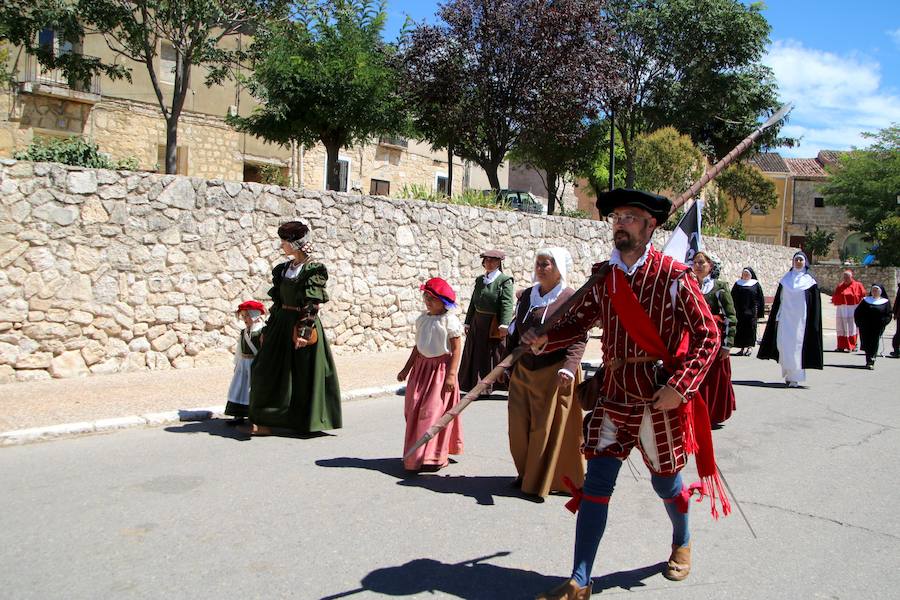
{"left": 403, "top": 353, "right": 464, "bottom": 471}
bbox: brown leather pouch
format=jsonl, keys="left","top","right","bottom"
{"left": 292, "top": 323, "right": 318, "bottom": 347}
{"left": 488, "top": 315, "right": 503, "bottom": 340}
{"left": 575, "top": 365, "right": 605, "bottom": 411}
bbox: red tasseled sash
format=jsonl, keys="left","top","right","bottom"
{"left": 604, "top": 267, "right": 731, "bottom": 519}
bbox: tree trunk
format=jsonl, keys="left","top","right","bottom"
{"left": 621, "top": 131, "right": 636, "bottom": 189}
{"left": 324, "top": 141, "right": 341, "bottom": 191}
{"left": 546, "top": 170, "right": 558, "bottom": 215}
{"left": 447, "top": 143, "right": 453, "bottom": 197}
{"left": 485, "top": 162, "right": 501, "bottom": 191}
{"left": 164, "top": 48, "right": 190, "bottom": 174}
{"left": 165, "top": 117, "right": 178, "bottom": 174}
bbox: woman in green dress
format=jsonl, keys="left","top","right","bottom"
{"left": 458, "top": 249, "right": 515, "bottom": 394}
{"left": 246, "top": 221, "right": 342, "bottom": 436}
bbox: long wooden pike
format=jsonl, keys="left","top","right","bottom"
{"left": 403, "top": 102, "right": 793, "bottom": 461}
{"left": 670, "top": 102, "right": 793, "bottom": 214}
{"left": 403, "top": 263, "right": 611, "bottom": 460}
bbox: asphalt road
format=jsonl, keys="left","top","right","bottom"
{"left": 2, "top": 339, "right": 899, "bottom": 599}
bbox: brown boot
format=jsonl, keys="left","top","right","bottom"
{"left": 662, "top": 542, "right": 691, "bottom": 581}
{"left": 534, "top": 578, "right": 592, "bottom": 600}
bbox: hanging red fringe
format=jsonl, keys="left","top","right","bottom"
{"left": 680, "top": 392, "right": 731, "bottom": 518}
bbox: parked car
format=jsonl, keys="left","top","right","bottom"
{"left": 483, "top": 189, "right": 547, "bottom": 214}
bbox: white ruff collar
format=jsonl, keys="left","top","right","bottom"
{"left": 609, "top": 243, "right": 651, "bottom": 276}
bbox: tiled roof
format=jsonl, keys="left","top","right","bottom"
{"left": 785, "top": 158, "right": 829, "bottom": 178}
{"left": 749, "top": 152, "right": 789, "bottom": 173}
{"left": 816, "top": 150, "right": 845, "bottom": 165}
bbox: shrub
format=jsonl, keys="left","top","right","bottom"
{"left": 874, "top": 216, "right": 900, "bottom": 266}
{"left": 13, "top": 136, "right": 138, "bottom": 170}
{"left": 258, "top": 164, "right": 289, "bottom": 187}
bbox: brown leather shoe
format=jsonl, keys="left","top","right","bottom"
{"left": 662, "top": 542, "right": 691, "bottom": 581}
{"left": 534, "top": 578, "right": 592, "bottom": 599}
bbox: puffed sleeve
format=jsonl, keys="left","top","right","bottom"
{"left": 303, "top": 262, "right": 330, "bottom": 304}
{"left": 445, "top": 314, "right": 464, "bottom": 339}
{"left": 498, "top": 276, "right": 515, "bottom": 325}
{"left": 268, "top": 262, "right": 287, "bottom": 309}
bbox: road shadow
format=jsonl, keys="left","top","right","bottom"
{"left": 731, "top": 380, "right": 790, "bottom": 389}
{"left": 165, "top": 419, "right": 335, "bottom": 441}
{"left": 824, "top": 364, "right": 869, "bottom": 370}
{"left": 316, "top": 456, "right": 533, "bottom": 505}
{"left": 319, "top": 551, "right": 664, "bottom": 599}
{"left": 164, "top": 419, "right": 251, "bottom": 441}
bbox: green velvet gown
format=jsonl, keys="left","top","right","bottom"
{"left": 249, "top": 261, "right": 342, "bottom": 432}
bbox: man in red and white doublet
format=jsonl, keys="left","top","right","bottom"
{"left": 532, "top": 189, "right": 720, "bottom": 600}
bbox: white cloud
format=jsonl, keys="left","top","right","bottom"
{"left": 764, "top": 40, "right": 900, "bottom": 157}
{"left": 889, "top": 28, "right": 900, "bottom": 47}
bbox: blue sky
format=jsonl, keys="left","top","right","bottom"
{"left": 382, "top": 1, "right": 900, "bottom": 158}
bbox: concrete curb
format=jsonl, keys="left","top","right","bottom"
{"left": 0, "top": 384, "right": 405, "bottom": 447}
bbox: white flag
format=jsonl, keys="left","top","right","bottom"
{"left": 662, "top": 199, "right": 703, "bottom": 266}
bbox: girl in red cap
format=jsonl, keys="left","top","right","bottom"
{"left": 397, "top": 277, "right": 465, "bottom": 472}
{"left": 224, "top": 300, "right": 266, "bottom": 425}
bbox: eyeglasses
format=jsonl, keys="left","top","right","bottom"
{"left": 606, "top": 213, "right": 647, "bottom": 226}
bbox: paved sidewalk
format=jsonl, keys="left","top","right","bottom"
{"left": 0, "top": 339, "right": 603, "bottom": 435}
{"left": 0, "top": 289, "right": 840, "bottom": 439}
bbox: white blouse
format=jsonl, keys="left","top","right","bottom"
{"left": 415, "top": 312, "right": 463, "bottom": 358}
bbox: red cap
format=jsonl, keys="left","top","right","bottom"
{"left": 237, "top": 300, "right": 266, "bottom": 313}
{"left": 419, "top": 277, "right": 456, "bottom": 305}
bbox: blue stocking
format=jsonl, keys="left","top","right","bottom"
{"left": 651, "top": 471, "right": 690, "bottom": 547}
{"left": 571, "top": 456, "right": 622, "bottom": 586}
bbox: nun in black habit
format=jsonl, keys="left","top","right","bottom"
{"left": 731, "top": 267, "right": 766, "bottom": 355}
{"left": 758, "top": 251, "right": 823, "bottom": 387}
{"left": 853, "top": 284, "right": 893, "bottom": 369}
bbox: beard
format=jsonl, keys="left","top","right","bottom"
{"left": 614, "top": 230, "right": 638, "bottom": 251}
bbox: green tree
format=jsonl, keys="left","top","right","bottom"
{"left": 631, "top": 126, "right": 703, "bottom": 195}
{"left": 874, "top": 216, "right": 900, "bottom": 266}
{"left": 232, "top": 0, "right": 406, "bottom": 191}
{"left": 718, "top": 162, "right": 777, "bottom": 221}
{"left": 0, "top": 0, "right": 129, "bottom": 88}
{"left": 0, "top": 40, "right": 10, "bottom": 87}
{"left": 602, "top": 0, "right": 792, "bottom": 187}
{"left": 398, "top": 0, "right": 620, "bottom": 191}
{"left": 79, "top": 0, "right": 286, "bottom": 174}
{"left": 511, "top": 121, "right": 606, "bottom": 215}
{"left": 804, "top": 226, "right": 835, "bottom": 264}
{"left": 585, "top": 120, "right": 627, "bottom": 197}
{"left": 702, "top": 190, "right": 729, "bottom": 229}
{"left": 820, "top": 124, "right": 900, "bottom": 236}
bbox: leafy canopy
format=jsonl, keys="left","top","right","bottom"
{"left": 717, "top": 162, "right": 777, "bottom": 220}
{"left": 601, "top": 0, "right": 791, "bottom": 185}
{"left": 820, "top": 125, "right": 900, "bottom": 236}
{"left": 631, "top": 126, "right": 703, "bottom": 195}
{"left": 231, "top": 0, "right": 406, "bottom": 188}
{"left": 398, "top": 0, "right": 620, "bottom": 190}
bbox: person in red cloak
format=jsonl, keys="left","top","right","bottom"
{"left": 526, "top": 189, "right": 724, "bottom": 600}
{"left": 832, "top": 269, "right": 866, "bottom": 351}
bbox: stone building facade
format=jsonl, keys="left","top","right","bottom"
{"left": 0, "top": 160, "right": 801, "bottom": 383}
{"left": 1, "top": 36, "right": 490, "bottom": 196}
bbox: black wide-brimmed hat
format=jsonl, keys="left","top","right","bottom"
{"left": 596, "top": 188, "right": 672, "bottom": 223}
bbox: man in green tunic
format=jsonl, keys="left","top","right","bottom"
{"left": 245, "top": 221, "right": 342, "bottom": 436}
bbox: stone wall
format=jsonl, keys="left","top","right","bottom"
{"left": 810, "top": 265, "right": 899, "bottom": 304}
{"left": 0, "top": 160, "right": 798, "bottom": 383}
{"left": 787, "top": 178, "right": 851, "bottom": 259}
